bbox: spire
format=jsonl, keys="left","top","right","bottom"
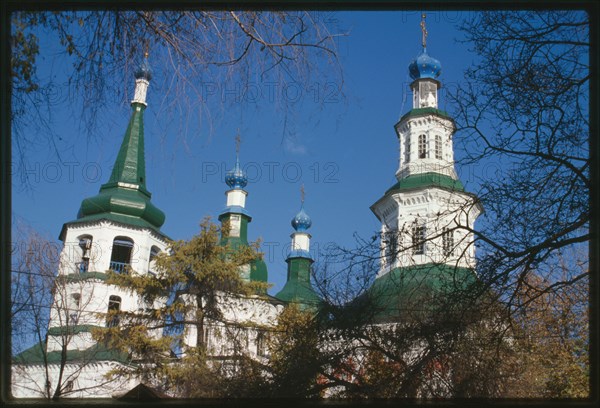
{"left": 74, "top": 53, "right": 166, "bottom": 232}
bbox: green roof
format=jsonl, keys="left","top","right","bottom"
{"left": 47, "top": 324, "right": 98, "bottom": 336}
{"left": 13, "top": 340, "right": 129, "bottom": 365}
{"left": 275, "top": 257, "right": 321, "bottom": 308}
{"left": 64, "top": 271, "right": 108, "bottom": 283}
{"left": 385, "top": 172, "right": 465, "bottom": 195}
{"left": 361, "top": 263, "right": 481, "bottom": 323}
{"left": 72, "top": 102, "right": 165, "bottom": 233}
{"left": 398, "top": 107, "right": 453, "bottom": 123}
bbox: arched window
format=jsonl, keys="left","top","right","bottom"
{"left": 64, "top": 380, "right": 74, "bottom": 393}
{"left": 68, "top": 293, "right": 81, "bottom": 325}
{"left": 405, "top": 137, "right": 411, "bottom": 163}
{"left": 70, "top": 293, "right": 81, "bottom": 309}
{"left": 418, "top": 134, "right": 427, "bottom": 159}
{"left": 77, "top": 235, "right": 93, "bottom": 273}
{"left": 148, "top": 246, "right": 160, "bottom": 277}
{"left": 110, "top": 237, "right": 134, "bottom": 274}
{"left": 383, "top": 231, "right": 398, "bottom": 265}
{"left": 256, "top": 332, "right": 268, "bottom": 357}
{"left": 435, "top": 135, "right": 442, "bottom": 160}
{"left": 106, "top": 295, "right": 121, "bottom": 327}
{"left": 443, "top": 228, "right": 454, "bottom": 257}
{"left": 412, "top": 223, "right": 426, "bottom": 255}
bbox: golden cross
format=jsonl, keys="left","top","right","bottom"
{"left": 420, "top": 13, "right": 428, "bottom": 49}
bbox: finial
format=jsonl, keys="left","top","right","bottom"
{"left": 144, "top": 40, "right": 149, "bottom": 59}
{"left": 292, "top": 187, "right": 311, "bottom": 232}
{"left": 225, "top": 130, "right": 248, "bottom": 189}
{"left": 420, "top": 13, "right": 428, "bottom": 50}
{"left": 235, "top": 130, "right": 241, "bottom": 159}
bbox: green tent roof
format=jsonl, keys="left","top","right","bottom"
{"left": 70, "top": 102, "right": 165, "bottom": 235}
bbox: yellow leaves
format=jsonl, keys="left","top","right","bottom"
{"left": 508, "top": 271, "right": 590, "bottom": 398}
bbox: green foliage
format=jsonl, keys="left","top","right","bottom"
{"left": 95, "top": 218, "right": 267, "bottom": 396}
{"left": 267, "top": 304, "right": 323, "bottom": 398}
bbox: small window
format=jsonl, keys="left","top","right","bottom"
{"left": 256, "top": 332, "right": 268, "bottom": 357}
{"left": 435, "top": 135, "right": 442, "bottom": 160}
{"left": 110, "top": 237, "right": 134, "bottom": 274}
{"left": 150, "top": 246, "right": 160, "bottom": 261}
{"left": 78, "top": 235, "right": 93, "bottom": 254}
{"left": 229, "top": 214, "right": 241, "bottom": 238}
{"left": 148, "top": 246, "right": 160, "bottom": 276}
{"left": 71, "top": 293, "right": 81, "bottom": 309}
{"left": 106, "top": 295, "right": 121, "bottom": 327}
{"left": 68, "top": 313, "right": 79, "bottom": 325}
{"left": 204, "top": 327, "right": 211, "bottom": 350}
{"left": 383, "top": 231, "right": 398, "bottom": 265}
{"left": 77, "top": 235, "right": 92, "bottom": 273}
{"left": 443, "top": 228, "right": 454, "bottom": 257}
{"left": 418, "top": 134, "right": 427, "bottom": 159}
{"left": 64, "top": 380, "right": 74, "bottom": 393}
{"left": 412, "top": 224, "right": 426, "bottom": 255}
{"left": 405, "top": 137, "right": 411, "bottom": 163}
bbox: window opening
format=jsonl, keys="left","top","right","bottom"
{"left": 412, "top": 224, "right": 426, "bottom": 255}
{"left": 443, "top": 228, "right": 454, "bottom": 257}
{"left": 435, "top": 135, "right": 442, "bottom": 160}
{"left": 148, "top": 246, "right": 160, "bottom": 276}
{"left": 106, "top": 295, "right": 121, "bottom": 327}
{"left": 418, "top": 134, "right": 427, "bottom": 159}
{"left": 110, "top": 237, "right": 134, "bottom": 274}
{"left": 77, "top": 236, "right": 92, "bottom": 273}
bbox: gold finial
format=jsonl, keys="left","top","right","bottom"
{"left": 300, "top": 184, "right": 305, "bottom": 204}
{"left": 420, "top": 13, "right": 428, "bottom": 49}
{"left": 235, "top": 130, "right": 241, "bottom": 158}
{"left": 144, "top": 40, "right": 149, "bottom": 59}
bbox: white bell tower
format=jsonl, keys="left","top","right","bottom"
{"left": 12, "top": 53, "right": 170, "bottom": 398}
{"left": 371, "top": 15, "right": 482, "bottom": 279}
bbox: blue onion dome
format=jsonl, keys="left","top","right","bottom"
{"left": 292, "top": 205, "right": 312, "bottom": 232}
{"left": 225, "top": 160, "right": 248, "bottom": 189}
{"left": 135, "top": 56, "right": 152, "bottom": 81}
{"left": 408, "top": 50, "right": 442, "bottom": 80}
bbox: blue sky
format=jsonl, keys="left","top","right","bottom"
{"left": 12, "top": 11, "right": 481, "bottom": 295}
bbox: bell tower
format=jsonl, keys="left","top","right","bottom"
{"left": 47, "top": 52, "right": 169, "bottom": 371}
{"left": 371, "top": 14, "right": 482, "bottom": 279}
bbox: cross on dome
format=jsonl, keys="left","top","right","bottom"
{"left": 225, "top": 132, "right": 248, "bottom": 189}
{"left": 408, "top": 13, "right": 442, "bottom": 80}
{"left": 292, "top": 185, "right": 312, "bottom": 232}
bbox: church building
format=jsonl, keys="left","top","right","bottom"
{"left": 12, "top": 20, "right": 480, "bottom": 398}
